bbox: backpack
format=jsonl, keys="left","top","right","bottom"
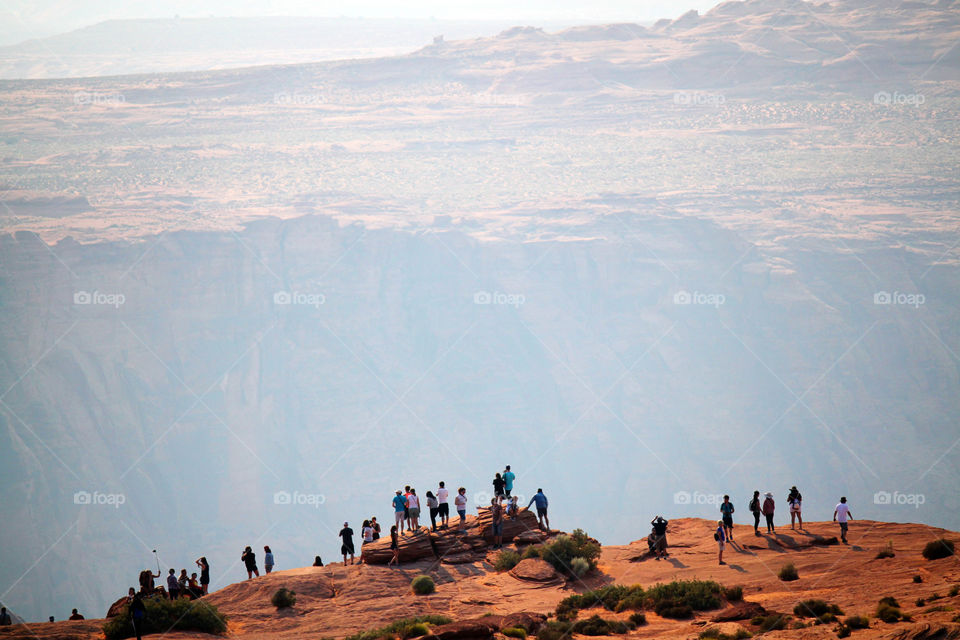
{"left": 748, "top": 498, "right": 759, "bottom": 512}
{"left": 713, "top": 532, "right": 719, "bottom": 541}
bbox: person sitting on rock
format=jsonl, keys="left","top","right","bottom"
{"left": 0, "top": 607, "right": 10, "bottom": 626}
{"left": 139, "top": 568, "right": 160, "bottom": 595}
{"left": 177, "top": 569, "right": 188, "bottom": 597}
{"left": 188, "top": 573, "right": 201, "bottom": 598}
{"left": 528, "top": 489, "right": 550, "bottom": 531}
{"left": 68, "top": 608, "right": 85, "bottom": 620}
{"left": 506, "top": 495, "right": 519, "bottom": 518}
{"left": 312, "top": 556, "right": 324, "bottom": 567}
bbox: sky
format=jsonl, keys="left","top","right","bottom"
{"left": 1, "top": 0, "right": 722, "bottom": 45}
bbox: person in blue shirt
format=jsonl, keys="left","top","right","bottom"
{"left": 719, "top": 495, "right": 735, "bottom": 541}
{"left": 503, "top": 465, "right": 516, "bottom": 497}
{"left": 715, "top": 520, "right": 727, "bottom": 565}
{"left": 527, "top": 488, "right": 549, "bottom": 531}
{"left": 392, "top": 490, "right": 407, "bottom": 534}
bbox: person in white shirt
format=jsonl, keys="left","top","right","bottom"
{"left": 407, "top": 489, "right": 421, "bottom": 531}
{"left": 437, "top": 482, "right": 450, "bottom": 529}
{"left": 455, "top": 487, "right": 468, "bottom": 531}
{"left": 833, "top": 496, "right": 853, "bottom": 544}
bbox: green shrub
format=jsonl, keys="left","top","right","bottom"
{"left": 411, "top": 575, "right": 435, "bottom": 595}
{"left": 924, "top": 605, "right": 953, "bottom": 613}
{"left": 794, "top": 599, "right": 843, "bottom": 618}
{"left": 502, "top": 627, "right": 527, "bottom": 639}
{"left": 570, "top": 557, "right": 591, "bottom": 578}
{"left": 818, "top": 613, "right": 838, "bottom": 624}
{"left": 628, "top": 612, "right": 646, "bottom": 626}
{"left": 102, "top": 597, "right": 228, "bottom": 640}
{"left": 404, "top": 623, "right": 430, "bottom": 638}
{"left": 271, "top": 587, "right": 296, "bottom": 609}
{"left": 656, "top": 602, "right": 694, "bottom": 619}
{"left": 344, "top": 615, "right": 452, "bottom": 640}
{"left": 723, "top": 586, "right": 744, "bottom": 602}
{"left": 778, "top": 563, "right": 799, "bottom": 581}
{"left": 528, "top": 529, "right": 602, "bottom": 577}
{"left": 875, "top": 542, "right": 895, "bottom": 559}
{"left": 914, "top": 575, "right": 924, "bottom": 583}
{"left": 876, "top": 603, "right": 903, "bottom": 623}
{"left": 751, "top": 614, "right": 788, "bottom": 632}
{"left": 536, "top": 621, "right": 573, "bottom": 640}
{"left": 494, "top": 550, "right": 522, "bottom": 572}
{"left": 645, "top": 580, "right": 724, "bottom": 612}
{"left": 923, "top": 539, "right": 955, "bottom": 560}
{"left": 555, "top": 585, "right": 644, "bottom": 620}
{"left": 845, "top": 615, "right": 869, "bottom": 630}
{"left": 570, "top": 614, "right": 630, "bottom": 635}
{"left": 836, "top": 624, "right": 851, "bottom": 638}
{"left": 700, "top": 628, "right": 752, "bottom": 640}
{"left": 949, "top": 585, "right": 959, "bottom": 597}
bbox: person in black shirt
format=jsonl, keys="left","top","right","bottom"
{"left": 129, "top": 592, "right": 146, "bottom": 640}
{"left": 241, "top": 546, "right": 259, "bottom": 579}
{"left": 339, "top": 522, "right": 355, "bottom": 565}
{"left": 195, "top": 557, "right": 210, "bottom": 595}
{"left": 651, "top": 516, "right": 669, "bottom": 559}
{"left": 313, "top": 555, "right": 324, "bottom": 567}
{"left": 492, "top": 473, "right": 505, "bottom": 498}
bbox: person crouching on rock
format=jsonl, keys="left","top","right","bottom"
{"left": 651, "top": 516, "right": 669, "bottom": 559}
{"left": 507, "top": 495, "right": 519, "bottom": 519}
{"left": 241, "top": 546, "right": 259, "bottom": 579}
{"left": 339, "top": 522, "right": 355, "bottom": 565}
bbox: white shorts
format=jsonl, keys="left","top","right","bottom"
{"left": 395, "top": 511, "right": 404, "bottom": 525}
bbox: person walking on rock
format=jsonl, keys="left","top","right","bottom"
{"left": 340, "top": 522, "right": 356, "bottom": 565}
{"left": 455, "top": 487, "right": 468, "bottom": 531}
{"left": 720, "top": 494, "right": 735, "bottom": 541}
{"left": 715, "top": 520, "right": 727, "bottom": 565}
{"left": 388, "top": 524, "right": 400, "bottom": 566}
{"left": 393, "top": 490, "right": 407, "bottom": 534}
{"left": 528, "top": 488, "right": 550, "bottom": 531}
{"left": 493, "top": 472, "right": 505, "bottom": 498}
{"left": 503, "top": 465, "right": 515, "bottom": 497}
{"left": 788, "top": 486, "right": 803, "bottom": 530}
{"left": 491, "top": 497, "right": 504, "bottom": 548}
{"left": 130, "top": 592, "right": 146, "bottom": 640}
{"left": 264, "top": 546, "right": 274, "bottom": 574}
{"left": 437, "top": 482, "right": 450, "bottom": 528}
{"left": 407, "top": 489, "right": 421, "bottom": 531}
{"left": 651, "top": 515, "right": 669, "bottom": 559}
{"left": 833, "top": 496, "right": 853, "bottom": 544}
{"left": 242, "top": 546, "right": 259, "bottom": 579}
{"left": 762, "top": 492, "right": 776, "bottom": 534}
{"left": 426, "top": 491, "right": 440, "bottom": 531}
{"left": 748, "top": 490, "right": 762, "bottom": 536}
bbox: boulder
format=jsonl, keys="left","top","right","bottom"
{"left": 514, "top": 530, "right": 546, "bottom": 545}
{"left": 361, "top": 529, "right": 435, "bottom": 564}
{"left": 712, "top": 600, "right": 767, "bottom": 622}
{"left": 509, "top": 558, "right": 560, "bottom": 583}
{"left": 422, "top": 619, "right": 498, "bottom": 640}
{"left": 106, "top": 596, "right": 128, "bottom": 618}
{"left": 501, "top": 612, "right": 548, "bottom": 632}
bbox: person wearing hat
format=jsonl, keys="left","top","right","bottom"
{"left": 392, "top": 490, "right": 407, "bottom": 533}
{"left": 761, "top": 492, "right": 776, "bottom": 534}
{"left": 339, "top": 522, "right": 355, "bottom": 565}
{"left": 787, "top": 486, "right": 803, "bottom": 530}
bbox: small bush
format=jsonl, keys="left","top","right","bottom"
{"left": 778, "top": 563, "right": 799, "bottom": 581}
{"left": 102, "top": 597, "right": 228, "bottom": 640}
{"left": 555, "top": 585, "right": 644, "bottom": 620}
{"left": 949, "top": 585, "right": 959, "bottom": 597}
{"left": 494, "top": 550, "right": 522, "bottom": 572}
{"left": 411, "top": 575, "right": 435, "bottom": 595}
{"left": 818, "top": 613, "right": 838, "bottom": 624}
{"left": 404, "top": 623, "right": 430, "bottom": 639}
{"left": 645, "top": 580, "right": 724, "bottom": 612}
{"left": 751, "top": 614, "right": 788, "bottom": 632}
{"left": 570, "top": 557, "right": 591, "bottom": 577}
{"left": 845, "top": 615, "right": 869, "bottom": 629}
{"left": 656, "top": 602, "right": 694, "bottom": 619}
{"left": 916, "top": 598, "right": 926, "bottom": 607}
{"left": 571, "top": 614, "right": 630, "bottom": 635}
{"left": 875, "top": 542, "right": 895, "bottom": 559}
{"left": 794, "top": 599, "right": 843, "bottom": 618}
{"left": 876, "top": 604, "right": 903, "bottom": 623}
{"left": 723, "top": 586, "right": 744, "bottom": 602}
{"left": 923, "top": 539, "right": 955, "bottom": 560}
{"left": 837, "top": 624, "right": 851, "bottom": 638}
{"left": 344, "top": 615, "right": 452, "bottom": 640}
{"left": 536, "top": 621, "right": 573, "bottom": 640}
{"left": 271, "top": 587, "right": 296, "bottom": 609}
{"left": 700, "top": 628, "right": 752, "bottom": 640}
{"left": 628, "top": 612, "right": 646, "bottom": 626}
{"left": 502, "top": 627, "right": 527, "bottom": 639}
{"left": 914, "top": 575, "right": 924, "bottom": 583}
{"left": 528, "top": 529, "right": 602, "bottom": 577}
